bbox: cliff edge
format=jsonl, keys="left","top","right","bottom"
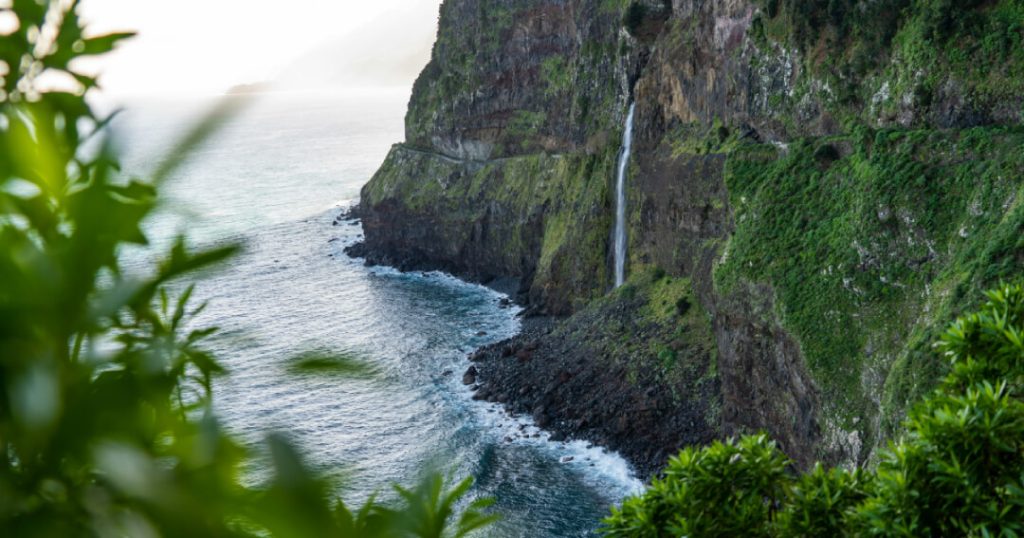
{"left": 349, "top": 0, "right": 1024, "bottom": 474}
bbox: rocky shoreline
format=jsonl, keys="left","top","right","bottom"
{"left": 347, "top": 220, "right": 717, "bottom": 479}
{"left": 464, "top": 312, "right": 717, "bottom": 479}
{"left": 342, "top": 205, "right": 534, "bottom": 305}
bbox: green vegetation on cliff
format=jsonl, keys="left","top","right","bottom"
{"left": 603, "top": 282, "right": 1024, "bottom": 537}
{"left": 560, "top": 268, "right": 717, "bottom": 394}
{"left": 715, "top": 126, "right": 1024, "bottom": 452}
{"left": 362, "top": 143, "right": 621, "bottom": 314}
{"left": 751, "top": 0, "right": 1024, "bottom": 128}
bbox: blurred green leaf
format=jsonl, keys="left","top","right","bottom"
{"left": 0, "top": 3, "right": 496, "bottom": 538}
{"left": 78, "top": 31, "right": 135, "bottom": 56}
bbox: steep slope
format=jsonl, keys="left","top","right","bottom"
{"left": 349, "top": 0, "right": 636, "bottom": 315}
{"left": 350, "top": 0, "right": 1024, "bottom": 472}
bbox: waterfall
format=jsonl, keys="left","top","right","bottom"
{"left": 613, "top": 103, "right": 636, "bottom": 288}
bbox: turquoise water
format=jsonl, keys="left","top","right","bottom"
{"left": 112, "top": 90, "right": 641, "bottom": 537}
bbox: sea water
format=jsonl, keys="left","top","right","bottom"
{"left": 111, "top": 90, "right": 642, "bottom": 537}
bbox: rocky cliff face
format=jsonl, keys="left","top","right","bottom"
{"left": 405, "top": 0, "right": 631, "bottom": 159}
{"left": 352, "top": 0, "right": 636, "bottom": 314}
{"left": 351, "top": 0, "right": 1024, "bottom": 472}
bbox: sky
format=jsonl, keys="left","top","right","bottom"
{"left": 77, "top": 0, "right": 443, "bottom": 96}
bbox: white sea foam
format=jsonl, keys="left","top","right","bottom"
{"left": 118, "top": 95, "right": 641, "bottom": 535}
{"left": 453, "top": 365, "right": 644, "bottom": 497}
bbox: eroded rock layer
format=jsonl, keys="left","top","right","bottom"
{"left": 350, "top": 0, "right": 1024, "bottom": 473}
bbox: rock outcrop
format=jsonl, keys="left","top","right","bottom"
{"left": 349, "top": 0, "right": 1024, "bottom": 473}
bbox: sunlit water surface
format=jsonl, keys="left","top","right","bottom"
{"left": 112, "top": 90, "right": 641, "bottom": 537}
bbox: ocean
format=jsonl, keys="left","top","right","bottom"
{"left": 111, "top": 89, "right": 642, "bottom": 537}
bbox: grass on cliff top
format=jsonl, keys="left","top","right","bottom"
{"left": 749, "top": 0, "right": 1024, "bottom": 130}
{"left": 714, "top": 126, "right": 1024, "bottom": 447}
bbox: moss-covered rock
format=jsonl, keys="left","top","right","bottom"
{"left": 715, "top": 127, "right": 1024, "bottom": 462}
{"left": 354, "top": 0, "right": 1024, "bottom": 471}
{"left": 404, "top": 0, "right": 631, "bottom": 160}
{"left": 355, "top": 144, "right": 619, "bottom": 315}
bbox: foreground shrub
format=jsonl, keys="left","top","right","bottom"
{"left": 939, "top": 283, "right": 1024, "bottom": 392}
{"left": 0, "top": 1, "right": 495, "bottom": 536}
{"left": 859, "top": 283, "right": 1024, "bottom": 536}
{"left": 859, "top": 382, "right": 1024, "bottom": 536}
{"left": 602, "top": 435, "right": 790, "bottom": 537}
{"left": 776, "top": 465, "right": 872, "bottom": 537}
{"left": 604, "top": 282, "right": 1024, "bottom": 537}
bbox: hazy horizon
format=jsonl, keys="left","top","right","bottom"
{"left": 78, "top": 0, "right": 442, "bottom": 97}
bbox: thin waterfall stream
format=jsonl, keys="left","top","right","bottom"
{"left": 614, "top": 103, "right": 636, "bottom": 288}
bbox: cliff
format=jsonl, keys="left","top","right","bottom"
{"left": 349, "top": 0, "right": 633, "bottom": 315}
{"left": 349, "top": 0, "right": 1024, "bottom": 473}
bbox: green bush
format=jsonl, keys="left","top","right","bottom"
{"left": 938, "top": 283, "right": 1024, "bottom": 393}
{"left": 602, "top": 435, "right": 790, "bottom": 537}
{"left": 858, "top": 381, "right": 1024, "bottom": 536}
{"left": 857, "top": 283, "right": 1024, "bottom": 536}
{"left": 603, "top": 282, "right": 1024, "bottom": 537}
{"left": 918, "top": 0, "right": 990, "bottom": 42}
{"left": 0, "top": 1, "right": 496, "bottom": 536}
{"left": 776, "top": 465, "right": 872, "bottom": 537}
{"left": 755, "top": 0, "right": 909, "bottom": 55}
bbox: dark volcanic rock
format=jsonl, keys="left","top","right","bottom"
{"left": 472, "top": 310, "right": 718, "bottom": 479}
{"left": 463, "top": 365, "right": 478, "bottom": 385}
